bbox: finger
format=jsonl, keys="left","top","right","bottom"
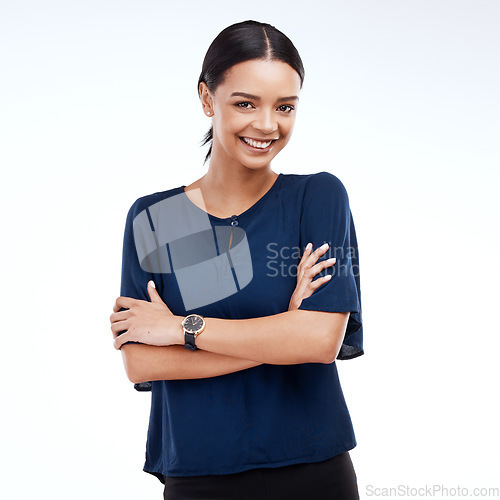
{"left": 113, "top": 332, "right": 129, "bottom": 350}
{"left": 292, "top": 271, "right": 332, "bottom": 306}
{"left": 109, "top": 310, "right": 129, "bottom": 324}
{"left": 296, "top": 243, "right": 312, "bottom": 279}
{"left": 308, "top": 273, "right": 332, "bottom": 292}
{"left": 300, "top": 242, "right": 312, "bottom": 260}
{"left": 110, "top": 318, "right": 130, "bottom": 337}
{"left": 297, "top": 243, "right": 312, "bottom": 266}
{"left": 309, "top": 243, "right": 330, "bottom": 262}
{"left": 293, "top": 243, "right": 334, "bottom": 302}
{"left": 147, "top": 280, "right": 164, "bottom": 304}
{"left": 295, "top": 256, "right": 335, "bottom": 295}
{"left": 110, "top": 326, "right": 126, "bottom": 340}
{"left": 113, "top": 296, "right": 139, "bottom": 312}
{"left": 299, "top": 243, "right": 330, "bottom": 275}
{"left": 310, "top": 257, "right": 336, "bottom": 276}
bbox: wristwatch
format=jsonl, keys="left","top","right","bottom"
{"left": 182, "top": 314, "right": 206, "bottom": 350}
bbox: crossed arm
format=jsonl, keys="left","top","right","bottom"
{"left": 111, "top": 243, "right": 350, "bottom": 383}
{"left": 121, "top": 309, "right": 349, "bottom": 383}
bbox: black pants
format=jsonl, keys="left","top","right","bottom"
{"left": 163, "top": 451, "right": 359, "bottom": 500}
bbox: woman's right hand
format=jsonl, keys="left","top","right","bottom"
{"left": 288, "top": 242, "right": 336, "bottom": 311}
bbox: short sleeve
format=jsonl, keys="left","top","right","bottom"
{"left": 118, "top": 198, "right": 156, "bottom": 390}
{"left": 297, "top": 172, "right": 363, "bottom": 360}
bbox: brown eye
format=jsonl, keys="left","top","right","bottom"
{"left": 277, "top": 104, "right": 294, "bottom": 113}
{"left": 235, "top": 102, "right": 253, "bottom": 109}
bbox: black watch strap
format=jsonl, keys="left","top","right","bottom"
{"left": 184, "top": 331, "right": 198, "bottom": 350}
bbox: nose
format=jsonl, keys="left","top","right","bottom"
{"left": 252, "top": 109, "right": 278, "bottom": 135}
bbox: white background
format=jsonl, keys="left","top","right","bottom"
{"left": 1, "top": 1, "right": 499, "bottom": 498}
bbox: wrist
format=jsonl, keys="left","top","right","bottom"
{"left": 181, "top": 313, "right": 207, "bottom": 350}
{"left": 174, "top": 316, "right": 185, "bottom": 345}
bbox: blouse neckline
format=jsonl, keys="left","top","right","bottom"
{"left": 180, "top": 173, "right": 283, "bottom": 221}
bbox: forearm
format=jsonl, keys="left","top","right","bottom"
{"left": 119, "top": 309, "right": 348, "bottom": 381}
{"left": 195, "top": 309, "right": 346, "bottom": 365}
{"left": 121, "top": 343, "right": 263, "bottom": 383}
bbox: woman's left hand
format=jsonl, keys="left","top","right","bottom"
{"left": 110, "top": 281, "right": 183, "bottom": 350}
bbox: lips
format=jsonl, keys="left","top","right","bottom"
{"left": 239, "top": 136, "right": 277, "bottom": 152}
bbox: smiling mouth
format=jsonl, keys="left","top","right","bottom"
{"left": 240, "top": 137, "right": 278, "bottom": 150}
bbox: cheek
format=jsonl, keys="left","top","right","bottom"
{"left": 228, "top": 114, "right": 250, "bottom": 134}
{"left": 218, "top": 113, "right": 247, "bottom": 138}
{"left": 280, "top": 120, "right": 295, "bottom": 139}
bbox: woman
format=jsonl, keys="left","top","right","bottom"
{"left": 110, "top": 20, "right": 363, "bottom": 500}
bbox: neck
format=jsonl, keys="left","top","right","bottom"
{"left": 201, "top": 145, "right": 278, "bottom": 207}
{"left": 202, "top": 166, "right": 277, "bottom": 201}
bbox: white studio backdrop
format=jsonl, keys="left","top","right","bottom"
{"left": 1, "top": 0, "right": 499, "bottom": 498}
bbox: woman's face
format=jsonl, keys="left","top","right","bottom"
{"left": 200, "top": 59, "right": 301, "bottom": 171}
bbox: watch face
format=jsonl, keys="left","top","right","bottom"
{"left": 182, "top": 314, "right": 205, "bottom": 333}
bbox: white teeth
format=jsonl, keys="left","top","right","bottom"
{"left": 242, "top": 137, "right": 273, "bottom": 149}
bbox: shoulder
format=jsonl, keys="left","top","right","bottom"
{"left": 281, "top": 171, "right": 350, "bottom": 207}
{"left": 305, "top": 171, "right": 349, "bottom": 198}
{"left": 126, "top": 185, "right": 184, "bottom": 219}
{"left": 282, "top": 171, "right": 347, "bottom": 192}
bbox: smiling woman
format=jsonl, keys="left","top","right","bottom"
{"left": 110, "top": 19, "right": 363, "bottom": 500}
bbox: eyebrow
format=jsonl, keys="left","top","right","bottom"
{"left": 230, "top": 92, "right": 299, "bottom": 103}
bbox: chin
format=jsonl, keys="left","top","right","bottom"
{"left": 239, "top": 157, "right": 276, "bottom": 170}
{"left": 239, "top": 148, "right": 283, "bottom": 168}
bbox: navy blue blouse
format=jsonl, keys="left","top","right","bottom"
{"left": 118, "top": 171, "right": 363, "bottom": 482}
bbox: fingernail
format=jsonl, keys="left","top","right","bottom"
{"left": 320, "top": 243, "right": 329, "bottom": 250}
{"left": 327, "top": 258, "right": 336, "bottom": 263}
{"left": 324, "top": 274, "right": 332, "bottom": 280}
{"left": 149, "top": 280, "right": 156, "bottom": 288}
{"left": 306, "top": 242, "right": 312, "bottom": 251}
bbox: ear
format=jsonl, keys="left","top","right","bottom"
{"left": 199, "top": 82, "right": 214, "bottom": 116}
